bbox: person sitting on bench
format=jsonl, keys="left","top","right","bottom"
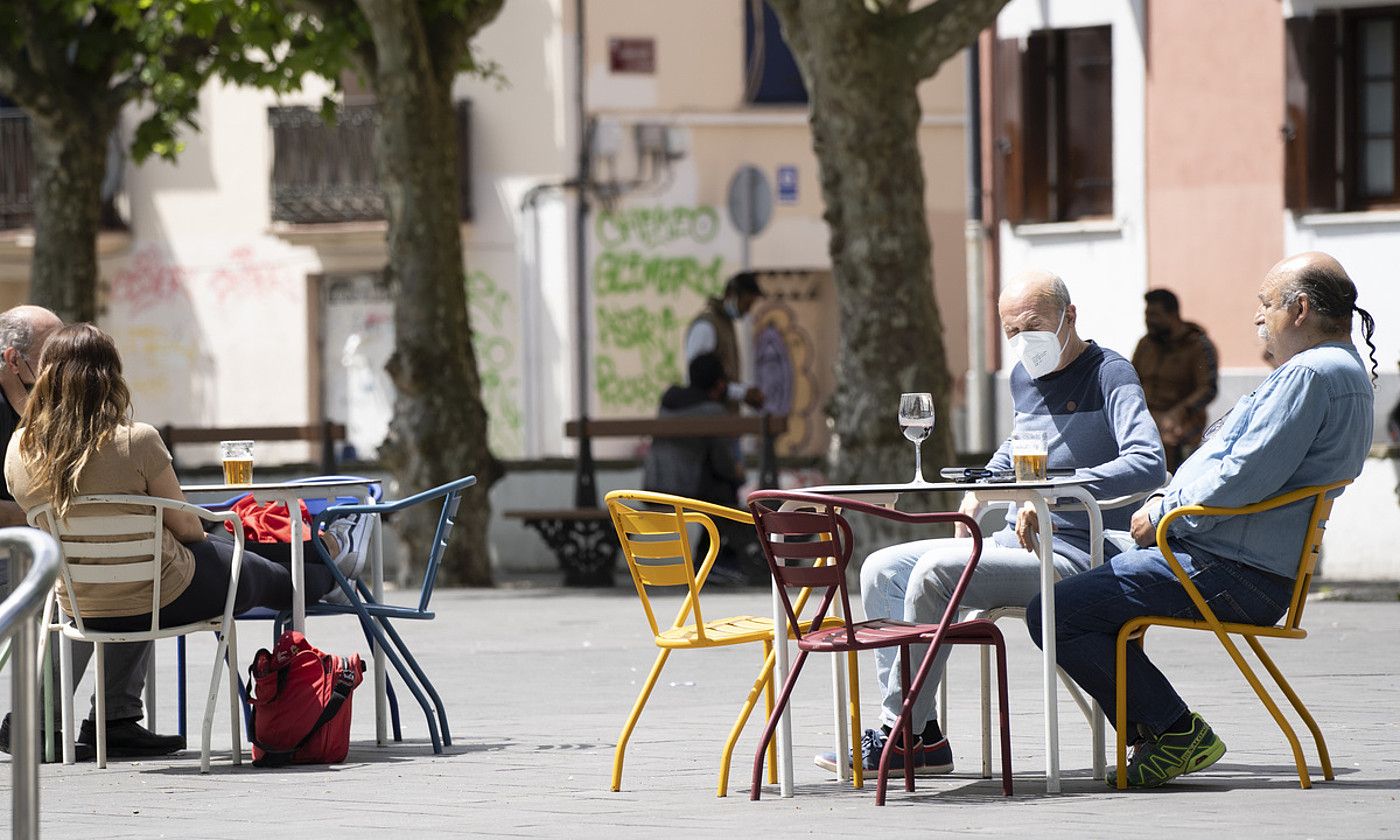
{"left": 642, "top": 353, "right": 762, "bottom": 585}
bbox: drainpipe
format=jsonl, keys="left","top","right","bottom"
{"left": 964, "top": 41, "right": 994, "bottom": 453}
{"left": 572, "top": 0, "right": 597, "bottom": 507}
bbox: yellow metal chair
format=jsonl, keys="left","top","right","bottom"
{"left": 606, "top": 490, "right": 860, "bottom": 797}
{"left": 1114, "top": 479, "right": 1352, "bottom": 790}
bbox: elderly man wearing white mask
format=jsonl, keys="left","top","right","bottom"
{"left": 815, "top": 269, "right": 1166, "bottom": 778}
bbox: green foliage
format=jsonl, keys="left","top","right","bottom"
{"left": 0, "top": 1, "right": 501, "bottom": 162}
{"left": 0, "top": 0, "right": 273, "bottom": 160}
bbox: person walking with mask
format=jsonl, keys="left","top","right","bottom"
{"left": 685, "top": 272, "right": 766, "bottom": 411}
{"left": 816, "top": 269, "right": 1165, "bottom": 777}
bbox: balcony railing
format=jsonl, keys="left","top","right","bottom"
{"left": 0, "top": 109, "right": 35, "bottom": 230}
{"left": 269, "top": 100, "right": 473, "bottom": 225}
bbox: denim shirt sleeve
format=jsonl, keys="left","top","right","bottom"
{"left": 1151, "top": 365, "right": 1328, "bottom": 535}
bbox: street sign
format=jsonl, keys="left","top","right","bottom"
{"left": 776, "top": 165, "right": 798, "bottom": 203}
{"left": 726, "top": 164, "right": 773, "bottom": 237}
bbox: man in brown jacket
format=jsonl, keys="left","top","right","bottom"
{"left": 1131, "top": 289, "right": 1219, "bottom": 471}
{"left": 684, "top": 272, "right": 765, "bottom": 411}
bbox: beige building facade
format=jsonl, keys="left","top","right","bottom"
{"left": 984, "top": 0, "right": 1396, "bottom": 444}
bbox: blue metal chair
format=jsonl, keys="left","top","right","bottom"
{"left": 297, "top": 475, "right": 476, "bottom": 753}
{"left": 181, "top": 476, "right": 396, "bottom": 737}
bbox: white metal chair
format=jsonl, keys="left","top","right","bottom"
{"left": 941, "top": 482, "right": 1166, "bottom": 780}
{"left": 29, "top": 495, "right": 245, "bottom": 772}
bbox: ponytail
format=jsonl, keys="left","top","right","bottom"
{"left": 1355, "top": 304, "right": 1379, "bottom": 385}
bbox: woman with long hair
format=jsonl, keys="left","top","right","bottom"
{"left": 4, "top": 323, "right": 358, "bottom": 630}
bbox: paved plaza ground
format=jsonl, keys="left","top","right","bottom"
{"left": 3, "top": 583, "right": 1398, "bottom": 839}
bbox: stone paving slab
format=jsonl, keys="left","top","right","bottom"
{"left": 3, "top": 586, "right": 1398, "bottom": 839}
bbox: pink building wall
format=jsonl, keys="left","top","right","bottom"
{"left": 1144, "top": 0, "right": 1285, "bottom": 367}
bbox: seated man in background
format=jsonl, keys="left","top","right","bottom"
{"left": 642, "top": 353, "right": 759, "bottom": 585}
{"left": 821, "top": 269, "right": 1166, "bottom": 776}
{"left": 1030, "top": 251, "right": 1378, "bottom": 788}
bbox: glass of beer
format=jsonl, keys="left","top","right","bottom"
{"left": 219, "top": 440, "right": 254, "bottom": 485}
{"left": 1011, "top": 430, "right": 1048, "bottom": 482}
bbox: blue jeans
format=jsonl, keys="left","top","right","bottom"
{"left": 1026, "top": 542, "right": 1294, "bottom": 737}
{"left": 861, "top": 530, "right": 1084, "bottom": 729}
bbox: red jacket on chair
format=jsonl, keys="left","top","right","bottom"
{"left": 223, "top": 495, "right": 314, "bottom": 543}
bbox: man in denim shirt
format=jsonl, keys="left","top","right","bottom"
{"left": 1030, "top": 252, "right": 1379, "bottom": 788}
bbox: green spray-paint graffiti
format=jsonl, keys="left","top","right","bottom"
{"left": 593, "top": 251, "right": 724, "bottom": 298}
{"left": 467, "top": 269, "right": 523, "bottom": 456}
{"left": 594, "top": 304, "right": 682, "bottom": 409}
{"left": 592, "top": 205, "right": 726, "bottom": 411}
{"left": 596, "top": 206, "right": 720, "bottom": 249}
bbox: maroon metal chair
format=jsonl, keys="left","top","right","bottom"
{"left": 746, "top": 490, "right": 1013, "bottom": 805}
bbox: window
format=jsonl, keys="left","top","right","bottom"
{"left": 1350, "top": 12, "right": 1397, "bottom": 202}
{"left": 268, "top": 101, "right": 473, "bottom": 225}
{"left": 1286, "top": 6, "right": 1400, "bottom": 211}
{"left": 994, "top": 26, "right": 1114, "bottom": 224}
{"left": 742, "top": 1, "right": 807, "bottom": 104}
{"left": 0, "top": 97, "right": 34, "bottom": 231}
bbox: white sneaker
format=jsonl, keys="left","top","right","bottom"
{"left": 322, "top": 513, "right": 374, "bottom": 603}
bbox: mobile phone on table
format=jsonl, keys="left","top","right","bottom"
{"left": 939, "top": 467, "right": 993, "bottom": 483}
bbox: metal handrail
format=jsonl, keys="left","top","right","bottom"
{"left": 0, "top": 527, "right": 61, "bottom": 840}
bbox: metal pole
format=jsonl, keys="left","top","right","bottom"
{"left": 12, "top": 550, "right": 40, "bottom": 840}
{"left": 1, "top": 532, "right": 60, "bottom": 840}
{"left": 573, "top": 0, "right": 597, "bottom": 507}
{"left": 739, "top": 170, "right": 752, "bottom": 270}
{"left": 964, "top": 41, "right": 993, "bottom": 453}
{"left": 13, "top": 612, "right": 39, "bottom": 839}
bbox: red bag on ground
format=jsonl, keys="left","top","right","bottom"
{"left": 223, "top": 494, "right": 314, "bottom": 543}
{"left": 248, "top": 630, "right": 365, "bottom": 767}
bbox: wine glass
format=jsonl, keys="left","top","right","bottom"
{"left": 898, "top": 392, "right": 935, "bottom": 484}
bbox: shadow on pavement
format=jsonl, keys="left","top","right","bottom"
{"left": 136, "top": 738, "right": 514, "bottom": 775}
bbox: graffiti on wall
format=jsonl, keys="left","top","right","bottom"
{"left": 592, "top": 205, "right": 725, "bottom": 412}
{"left": 209, "top": 246, "right": 299, "bottom": 305}
{"left": 106, "top": 242, "right": 307, "bottom": 421}
{"left": 109, "top": 246, "right": 192, "bottom": 314}
{"left": 596, "top": 206, "right": 720, "bottom": 250}
{"left": 467, "top": 268, "right": 524, "bottom": 457}
{"left": 109, "top": 243, "right": 299, "bottom": 315}
{"left": 750, "top": 271, "right": 836, "bottom": 458}
{"left": 320, "top": 268, "right": 525, "bottom": 460}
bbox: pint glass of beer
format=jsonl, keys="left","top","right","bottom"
{"left": 219, "top": 440, "right": 254, "bottom": 485}
{"left": 1011, "top": 430, "right": 1048, "bottom": 482}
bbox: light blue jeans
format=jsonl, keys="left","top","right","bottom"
{"left": 860, "top": 529, "right": 1085, "bottom": 730}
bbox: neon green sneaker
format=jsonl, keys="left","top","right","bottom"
{"left": 1109, "top": 712, "right": 1226, "bottom": 788}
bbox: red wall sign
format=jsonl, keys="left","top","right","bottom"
{"left": 609, "top": 37, "right": 656, "bottom": 74}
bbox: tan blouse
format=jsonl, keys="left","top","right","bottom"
{"left": 5, "top": 421, "right": 196, "bottom": 617}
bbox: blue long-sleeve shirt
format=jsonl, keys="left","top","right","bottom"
{"left": 1149, "top": 341, "right": 1374, "bottom": 579}
{"left": 988, "top": 342, "right": 1167, "bottom": 567}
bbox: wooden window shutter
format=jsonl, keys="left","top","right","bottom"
{"left": 1284, "top": 14, "right": 1340, "bottom": 211}
{"left": 1059, "top": 27, "right": 1113, "bottom": 219}
{"left": 994, "top": 37, "right": 1027, "bottom": 223}
{"left": 1022, "top": 31, "right": 1052, "bottom": 222}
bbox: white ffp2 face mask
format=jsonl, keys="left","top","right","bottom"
{"left": 1008, "top": 308, "right": 1067, "bottom": 379}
